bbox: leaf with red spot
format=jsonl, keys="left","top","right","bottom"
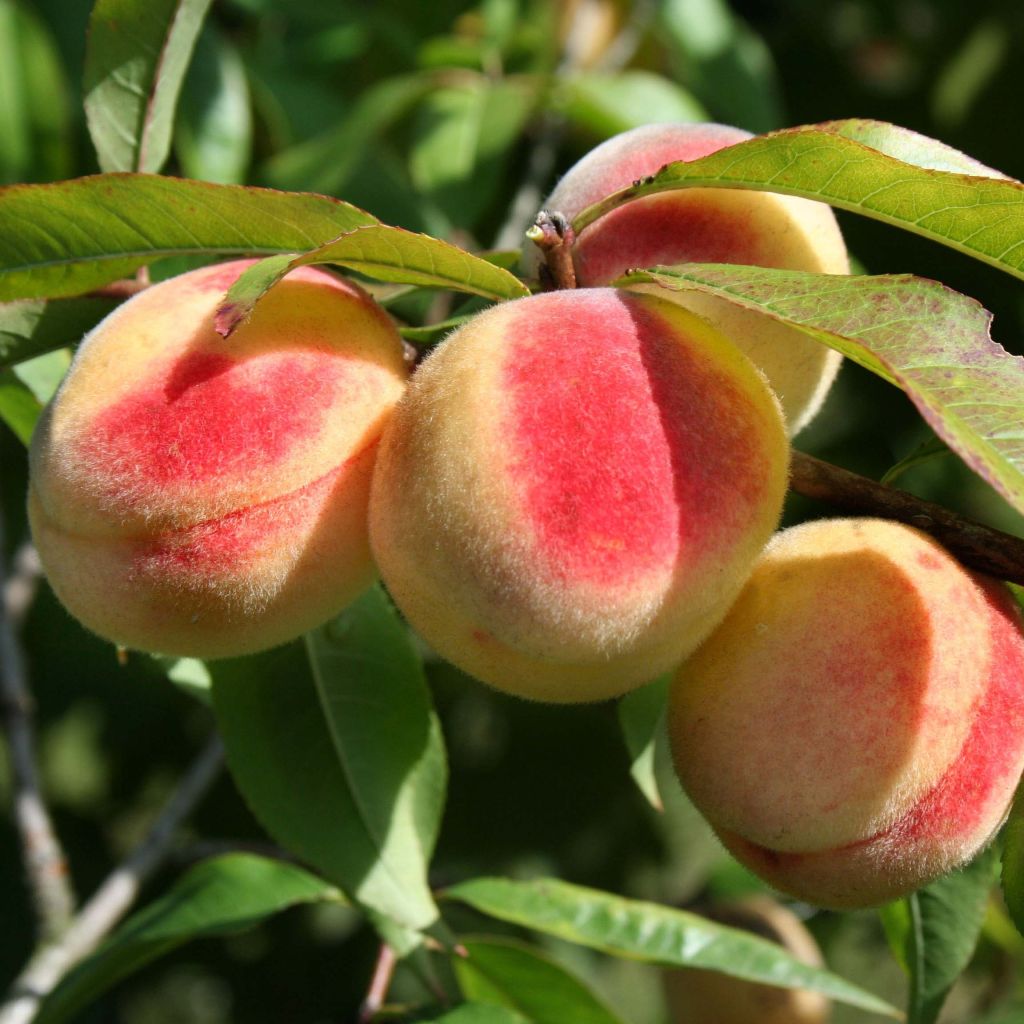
{"left": 625, "top": 265, "right": 1024, "bottom": 519}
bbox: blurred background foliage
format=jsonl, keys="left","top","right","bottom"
{"left": 2, "top": 0, "right": 1024, "bottom": 1021}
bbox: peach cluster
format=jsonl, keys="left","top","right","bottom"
{"left": 25, "top": 119, "right": 1024, "bottom": 913}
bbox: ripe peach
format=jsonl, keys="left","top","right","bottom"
{"left": 662, "top": 897, "right": 829, "bottom": 1024}
{"left": 369, "top": 287, "right": 789, "bottom": 702}
{"left": 538, "top": 123, "right": 849, "bottom": 435}
{"left": 28, "top": 260, "right": 407, "bottom": 658}
{"left": 668, "top": 518, "right": 1024, "bottom": 908}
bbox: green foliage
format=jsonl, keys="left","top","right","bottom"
{"left": 211, "top": 587, "right": 446, "bottom": 931}
{"left": 446, "top": 877, "right": 901, "bottom": 1017}
{"left": 3, "top": 1, "right": 1024, "bottom": 1021}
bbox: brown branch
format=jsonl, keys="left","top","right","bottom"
{"left": 0, "top": 524, "right": 75, "bottom": 944}
{"left": 0, "top": 735, "right": 223, "bottom": 1024}
{"left": 790, "top": 449, "right": 1024, "bottom": 585}
{"left": 525, "top": 211, "right": 577, "bottom": 291}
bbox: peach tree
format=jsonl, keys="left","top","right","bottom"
{"left": 2, "top": 1, "right": 1024, "bottom": 1023}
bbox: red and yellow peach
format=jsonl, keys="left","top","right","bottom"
{"left": 668, "top": 518, "right": 1024, "bottom": 908}
{"left": 369, "top": 287, "right": 789, "bottom": 702}
{"left": 539, "top": 123, "right": 849, "bottom": 435}
{"left": 29, "top": 260, "right": 407, "bottom": 658}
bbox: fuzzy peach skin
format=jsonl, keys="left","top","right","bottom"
{"left": 28, "top": 260, "right": 407, "bottom": 658}
{"left": 668, "top": 518, "right": 1024, "bottom": 908}
{"left": 537, "top": 123, "right": 849, "bottom": 436}
{"left": 369, "top": 288, "right": 789, "bottom": 703}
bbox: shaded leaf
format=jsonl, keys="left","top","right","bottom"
{"left": 0, "top": 175, "right": 377, "bottom": 301}
{"left": 659, "top": 0, "right": 783, "bottom": 133}
{"left": 0, "top": 296, "right": 120, "bottom": 368}
{"left": 84, "top": 0, "right": 213, "bottom": 173}
{"left": 617, "top": 675, "right": 670, "bottom": 812}
{"left": 211, "top": 587, "right": 445, "bottom": 931}
{"left": 36, "top": 854, "right": 340, "bottom": 1024}
{"left": 626, "top": 265, "right": 1024, "bottom": 516}
{"left": 1001, "top": 782, "right": 1024, "bottom": 937}
{"left": 445, "top": 877, "right": 900, "bottom": 1018}
{"left": 455, "top": 936, "right": 625, "bottom": 1024}
{"left": 175, "top": 25, "right": 252, "bottom": 184}
{"left": 576, "top": 121, "right": 1024, "bottom": 281}
{"left": 902, "top": 846, "right": 998, "bottom": 1024}
{"left": 214, "top": 227, "right": 528, "bottom": 337}
{"left": 263, "top": 75, "right": 430, "bottom": 195}
{"left": 0, "top": 368, "right": 40, "bottom": 444}
{"left": 557, "top": 72, "right": 706, "bottom": 138}
{"left": 880, "top": 436, "right": 952, "bottom": 485}
{"left": 399, "top": 313, "right": 475, "bottom": 344}
{"left": 409, "top": 76, "right": 536, "bottom": 229}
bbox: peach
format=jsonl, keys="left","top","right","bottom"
{"left": 538, "top": 123, "right": 849, "bottom": 435}
{"left": 668, "top": 518, "right": 1024, "bottom": 908}
{"left": 369, "top": 287, "right": 789, "bottom": 703}
{"left": 28, "top": 260, "right": 407, "bottom": 658}
{"left": 662, "top": 897, "right": 829, "bottom": 1024}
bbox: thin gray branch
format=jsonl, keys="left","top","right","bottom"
{"left": 0, "top": 735, "right": 223, "bottom": 1024}
{"left": 1, "top": 524, "right": 74, "bottom": 943}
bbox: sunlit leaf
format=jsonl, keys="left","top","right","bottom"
{"left": 617, "top": 675, "right": 670, "bottom": 812}
{"left": 0, "top": 175, "right": 377, "bottom": 301}
{"left": 577, "top": 121, "right": 1024, "bottom": 281}
{"left": 212, "top": 587, "right": 445, "bottom": 931}
{"left": 214, "top": 226, "right": 528, "bottom": 336}
{"left": 626, "top": 265, "right": 1024, "bottom": 516}
{"left": 446, "top": 877, "right": 900, "bottom": 1018}
{"left": 84, "top": 0, "right": 213, "bottom": 173}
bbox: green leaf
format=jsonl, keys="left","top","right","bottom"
{"left": 399, "top": 314, "right": 476, "bottom": 344}
{"left": 0, "top": 296, "right": 120, "bottom": 368}
{"left": 625, "top": 265, "right": 1024, "bottom": 516}
{"left": 0, "top": 368, "right": 40, "bottom": 444}
{"left": 0, "top": 175, "right": 378, "bottom": 301}
{"left": 880, "top": 436, "right": 952, "bottom": 486}
{"left": 0, "top": 0, "right": 72, "bottom": 184}
{"left": 211, "top": 587, "right": 446, "bottom": 931}
{"left": 902, "top": 846, "right": 998, "bottom": 1024}
{"left": 431, "top": 1006, "right": 529, "bottom": 1024}
{"left": 214, "top": 227, "right": 529, "bottom": 337}
{"left": 263, "top": 75, "right": 430, "bottom": 195}
{"left": 616, "top": 675, "right": 670, "bottom": 812}
{"left": 576, "top": 120, "right": 1024, "bottom": 281}
{"left": 36, "top": 854, "right": 340, "bottom": 1024}
{"left": 557, "top": 72, "right": 706, "bottom": 138}
{"left": 409, "top": 77, "right": 536, "bottom": 229}
{"left": 155, "top": 656, "right": 212, "bottom": 704}
{"left": 84, "top": 0, "right": 213, "bottom": 173}
{"left": 454, "top": 937, "right": 625, "bottom": 1024}
{"left": 1001, "top": 782, "right": 1024, "bottom": 937}
{"left": 445, "top": 877, "right": 900, "bottom": 1019}
{"left": 175, "top": 25, "right": 252, "bottom": 184}
{"left": 659, "top": 0, "right": 783, "bottom": 133}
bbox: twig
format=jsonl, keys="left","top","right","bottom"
{"left": 525, "top": 211, "right": 577, "bottom": 291}
{"left": 0, "top": 735, "right": 224, "bottom": 1024}
{"left": 0, "top": 520, "right": 74, "bottom": 943}
{"left": 790, "top": 449, "right": 1024, "bottom": 585}
{"left": 357, "top": 944, "right": 398, "bottom": 1024}
{"left": 84, "top": 279, "right": 149, "bottom": 301}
